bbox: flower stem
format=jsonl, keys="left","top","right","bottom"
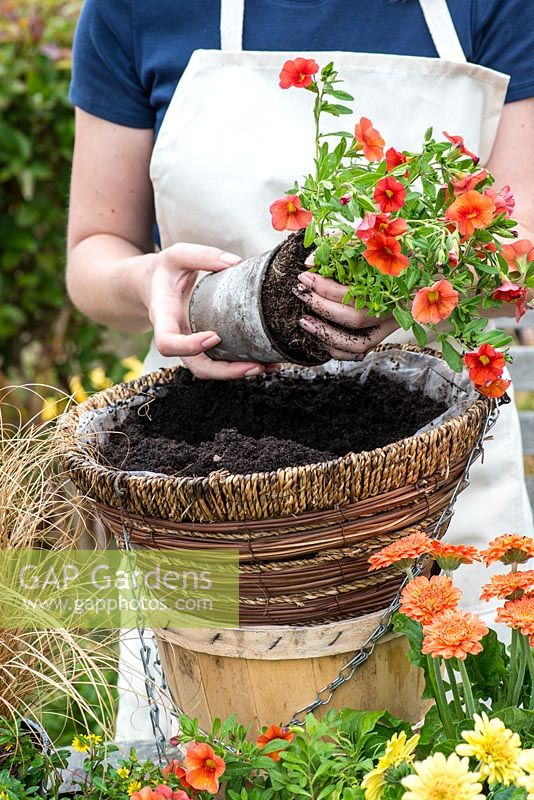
{"left": 507, "top": 628, "right": 520, "bottom": 706}
{"left": 521, "top": 634, "right": 534, "bottom": 710}
{"left": 458, "top": 659, "right": 476, "bottom": 718}
{"left": 512, "top": 631, "right": 528, "bottom": 707}
{"left": 444, "top": 660, "right": 464, "bottom": 720}
{"left": 427, "top": 655, "right": 455, "bottom": 739}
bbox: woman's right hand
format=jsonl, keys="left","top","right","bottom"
{"left": 143, "top": 242, "right": 276, "bottom": 379}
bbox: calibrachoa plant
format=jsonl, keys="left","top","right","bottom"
{"left": 270, "top": 59, "right": 534, "bottom": 397}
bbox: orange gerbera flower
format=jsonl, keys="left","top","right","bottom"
{"left": 257, "top": 725, "right": 295, "bottom": 761}
{"left": 422, "top": 609, "right": 488, "bottom": 660}
{"left": 363, "top": 232, "right": 409, "bottom": 276}
{"left": 400, "top": 575, "right": 461, "bottom": 626}
{"left": 356, "top": 213, "right": 408, "bottom": 242}
{"left": 463, "top": 344, "right": 505, "bottom": 385}
{"left": 411, "top": 279, "right": 459, "bottom": 325}
{"left": 445, "top": 190, "right": 495, "bottom": 238}
{"left": 451, "top": 169, "right": 488, "bottom": 195}
{"left": 481, "top": 534, "right": 534, "bottom": 566}
{"left": 484, "top": 185, "right": 515, "bottom": 218}
{"left": 183, "top": 742, "right": 226, "bottom": 794}
{"left": 501, "top": 239, "right": 534, "bottom": 269}
{"left": 385, "top": 146, "right": 408, "bottom": 173}
{"left": 368, "top": 532, "right": 433, "bottom": 571}
{"left": 480, "top": 570, "right": 534, "bottom": 602}
{"left": 477, "top": 378, "right": 511, "bottom": 399}
{"left": 270, "top": 195, "right": 312, "bottom": 231}
{"left": 493, "top": 280, "right": 528, "bottom": 324}
{"left": 496, "top": 595, "right": 534, "bottom": 637}
{"left": 443, "top": 132, "right": 479, "bottom": 163}
{"left": 428, "top": 541, "right": 481, "bottom": 571}
{"left": 374, "top": 176, "right": 406, "bottom": 213}
{"left": 354, "top": 117, "right": 385, "bottom": 161}
{"left": 279, "top": 58, "right": 319, "bottom": 89}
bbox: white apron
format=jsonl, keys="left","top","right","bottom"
{"left": 117, "top": 0, "right": 533, "bottom": 739}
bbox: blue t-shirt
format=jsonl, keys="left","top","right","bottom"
{"left": 70, "top": 0, "right": 534, "bottom": 138}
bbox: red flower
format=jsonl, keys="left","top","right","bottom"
{"left": 279, "top": 58, "right": 319, "bottom": 89}
{"left": 385, "top": 147, "right": 408, "bottom": 173}
{"left": 269, "top": 195, "right": 312, "bottom": 231}
{"left": 484, "top": 185, "right": 515, "bottom": 218}
{"left": 257, "top": 725, "right": 295, "bottom": 761}
{"left": 339, "top": 193, "right": 352, "bottom": 205}
{"left": 183, "top": 742, "right": 226, "bottom": 794}
{"left": 155, "top": 787, "right": 191, "bottom": 800}
{"left": 443, "top": 132, "right": 479, "bottom": 163}
{"left": 451, "top": 169, "right": 488, "bottom": 195}
{"left": 502, "top": 239, "right": 534, "bottom": 270}
{"left": 477, "top": 378, "right": 511, "bottom": 398}
{"left": 445, "top": 189, "right": 495, "bottom": 238}
{"left": 448, "top": 249, "right": 459, "bottom": 267}
{"left": 374, "top": 177, "right": 406, "bottom": 213}
{"left": 493, "top": 280, "right": 529, "bottom": 323}
{"left": 362, "top": 232, "right": 409, "bottom": 276}
{"left": 356, "top": 213, "right": 407, "bottom": 242}
{"left": 411, "top": 280, "right": 459, "bottom": 325}
{"left": 463, "top": 344, "right": 505, "bottom": 385}
{"left": 354, "top": 117, "right": 385, "bottom": 161}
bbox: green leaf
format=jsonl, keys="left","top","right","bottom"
{"left": 476, "top": 329, "right": 513, "bottom": 348}
{"left": 441, "top": 338, "right": 464, "bottom": 372}
{"left": 324, "top": 87, "right": 355, "bottom": 101}
{"left": 392, "top": 613, "right": 434, "bottom": 700}
{"left": 322, "top": 102, "right": 353, "bottom": 117}
{"left": 393, "top": 306, "right": 413, "bottom": 331}
{"left": 303, "top": 222, "right": 316, "bottom": 248}
{"left": 412, "top": 322, "right": 427, "bottom": 348}
{"left": 464, "top": 628, "right": 507, "bottom": 702}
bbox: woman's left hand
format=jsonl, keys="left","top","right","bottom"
{"left": 295, "top": 271, "right": 399, "bottom": 360}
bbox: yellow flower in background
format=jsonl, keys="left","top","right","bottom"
{"left": 72, "top": 736, "right": 90, "bottom": 753}
{"left": 117, "top": 767, "right": 130, "bottom": 779}
{"left": 89, "top": 366, "right": 112, "bottom": 390}
{"left": 402, "top": 753, "right": 483, "bottom": 800}
{"left": 456, "top": 712, "right": 523, "bottom": 786}
{"left": 518, "top": 750, "right": 534, "bottom": 800}
{"left": 69, "top": 375, "right": 88, "bottom": 404}
{"left": 87, "top": 733, "right": 102, "bottom": 746}
{"left": 122, "top": 356, "right": 143, "bottom": 382}
{"left": 41, "top": 396, "right": 62, "bottom": 422}
{"left": 362, "top": 731, "right": 420, "bottom": 800}
{"left": 0, "top": 790, "right": 8, "bottom": 800}
{"left": 128, "top": 781, "right": 142, "bottom": 796}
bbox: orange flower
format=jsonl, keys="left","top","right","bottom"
{"left": 480, "top": 570, "right": 534, "bottom": 602}
{"left": 163, "top": 760, "right": 192, "bottom": 790}
{"left": 496, "top": 595, "right": 534, "bottom": 637}
{"left": 477, "top": 378, "right": 511, "bottom": 399}
{"left": 428, "top": 541, "right": 481, "bottom": 571}
{"left": 411, "top": 279, "right": 459, "bottom": 325}
{"left": 493, "top": 280, "right": 528, "bottom": 323}
{"left": 385, "top": 146, "right": 408, "bottom": 173}
{"left": 501, "top": 239, "right": 534, "bottom": 270}
{"left": 451, "top": 169, "right": 488, "bottom": 195}
{"left": 354, "top": 117, "right": 385, "bottom": 161}
{"left": 356, "top": 212, "right": 408, "bottom": 242}
{"left": 374, "top": 176, "right": 406, "bottom": 213}
{"left": 484, "top": 185, "right": 515, "bottom": 218}
{"left": 257, "top": 725, "right": 295, "bottom": 761}
{"left": 270, "top": 195, "right": 312, "bottom": 231}
{"left": 400, "top": 575, "right": 461, "bottom": 626}
{"left": 422, "top": 609, "right": 488, "bottom": 660}
{"left": 183, "top": 742, "right": 226, "bottom": 794}
{"left": 368, "top": 532, "right": 433, "bottom": 571}
{"left": 443, "top": 132, "right": 479, "bottom": 163}
{"left": 463, "top": 344, "right": 505, "bottom": 385}
{"left": 155, "top": 787, "right": 191, "bottom": 800}
{"left": 279, "top": 58, "right": 319, "bottom": 89}
{"left": 362, "top": 232, "right": 409, "bottom": 276}
{"left": 481, "top": 534, "right": 534, "bottom": 566}
{"left": 445, "top": 190, "right": 495, "bottom": 238}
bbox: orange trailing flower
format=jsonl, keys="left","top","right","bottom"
{"left": 493, "top": 280, "right": 528, "bottom": 323}
{"left": 463, "top": 344, "right": 505, "bottom": 385}
{"left": 131, "top": 788, "right": 188, "bottom": 800}
{"left": 451, "top": 170, "right": 487, "bottom": 195}
{"left": 368, "top": 532, "right": 433, "bottom": 571}
{"left": 374, "top": 176, "right": 406, "bottom": 213}
{"left": 428, "top": 541, "right": 481, "bottom": 571}
{"left": 362, "top": 232, "right": 409, "bottom": 276}
{"left": 411, "top": 279, "right": 459, "bottom": 325}
{"left": 257, "top": 724, "right": 295, "bottom": 761}
{"left": 481, "top": 534, "right": 534, "bottom": 566}
{"left": 183, "top": 742, "right": 226, "bottom": 794}
{"left": 270, "top": 195, "right": 312, "bottom": 231}
{"left": 443, "top": 132, "right": 479, "bottom": 163}
{"left": 163, "top": 760, "right": 193, "bottom": 790}
{"left": 477, "top": 378, "right": 511, "bottom": 399}
{"left": 354, "top": 117, "right": 385, "bottom": 161}
{"left": 356, "top": 213, "right": 408, "bottom": 242}
{"left": 279, "top": 58, "right": 319, "bottom": 89}
{"left": 422, "top": 609, "right": 488, "bottom": 660}
{"left": 502, "top": 239, "right": 534, "bottom": 269}
{"left": 496, "top": 595, "right": 534, "bottom": 637}
{"left": 385, "top": 146, "right": 408, "bottom": 173}
{"left": 400, "top": 575, "right": 461, "bottom": 626}
{"left": 480, "top": 570, "right": 534, "bottom": 602}
{"left": 484, "top": 185, "right": 515, "bottom": 218}
{"left": 445, "top": 190, "right": 495, "bottom": 238}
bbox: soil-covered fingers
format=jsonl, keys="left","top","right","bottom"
{"left": 299, "top": 315, "right": 399, "bottom": 359}
{"left": 293, "top": 284, "right": 377, "bottom": 329}
{"left": 297, "top": 271, "right": 350, "bottom": 304}
{"left": 182, "top": 353, "right": 274, "bottom": 380}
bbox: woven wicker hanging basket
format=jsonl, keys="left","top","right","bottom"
{"left": 58, "top": 344, "right": 491, "bottom": 627}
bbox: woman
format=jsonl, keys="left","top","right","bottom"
{"left": 67, "top": 0, "right": 534, "bottom": 738}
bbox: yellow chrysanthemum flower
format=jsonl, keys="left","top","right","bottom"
{"left": 117, "top": 767, "right": 130, "bottom": 779}
{"left": 362, "top": 731, "right": 420, "bottom": 800}
{"left": 89, "top": 367, "right": 113, "bottom": 390}
{"left": 128, "top": 781, "right": 142, "bottom": 796}
{"left": 402, "top": 752, "right": 483, "bottom": 800}
{"left": 69, "top": 375, "right": 88, "bottom": 404}
{"left": 122, "top": 356, "right": 143, "bottom": 382}
{"left": 72, "top": 736, "right": 90, "bottom": 753}
{"left": 456, "top": 712, "right": 523, "bottom": 786}
{"left": 518, "top": 750, "right": 534, "bottom": 800}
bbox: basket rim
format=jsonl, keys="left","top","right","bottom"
{"left": 57, "top": 343, "right": 490, "bottom": 491}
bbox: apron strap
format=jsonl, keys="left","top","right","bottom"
{"left": 418, "top": 0, "right": 467, "bottom": 63}
{"left": 220, "top": 0, "right": 244, "bottom": 51}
